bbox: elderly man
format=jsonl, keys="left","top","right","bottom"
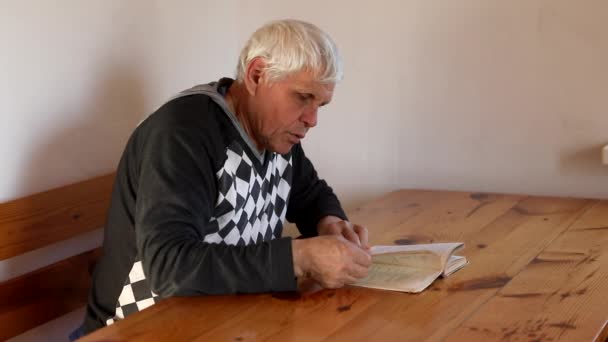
{"left": 79, "top": 19, "right": 371, "bottom": 337}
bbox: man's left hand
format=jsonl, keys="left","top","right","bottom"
{"left": 317, "top": 216, "right": 370, "bottom": 250}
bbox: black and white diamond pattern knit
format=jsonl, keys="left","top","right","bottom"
{"left": 105, "top": 260, "right": 159, "bottom": 326}
{"left": 204, "top": 143, "right": 292, "bottom": 245}
{"left": 107, "top": 143, "right": 293, "bottom": 324}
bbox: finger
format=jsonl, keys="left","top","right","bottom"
{"left": 350, "top": 246, "right": 373, "bottom": 267}
{"left": 348, "top": 263, "right": 370, "bottom": 279}
{"left": 353, "top": 224, "right": 369, "bottom": 249}
{"left": 320, "top": 223, "right": 341, "bottom": 236}
{"left": 341, "top": 274, "right": 359, "bottom": 285}
{"left": 322, "top": 279, "right": 345, "bottom": 289}
{"left": 342, "top": 222, "right": 362, "bottom": 247}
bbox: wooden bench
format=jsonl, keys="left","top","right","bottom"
{"left": 0, "top": 174, "right": 115, "bottom": 340}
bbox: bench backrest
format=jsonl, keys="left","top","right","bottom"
{"left": 0, "top": 174, "right": 115, "bottom": 340}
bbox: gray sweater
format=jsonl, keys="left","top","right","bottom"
{"left": 82, "top": 78, "right": 347, "bottom": 334}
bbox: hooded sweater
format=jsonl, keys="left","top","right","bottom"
{"left": 81, "top": 78, "right": 347, "bottom": 334}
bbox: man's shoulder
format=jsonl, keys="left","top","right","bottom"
{"left": 141, "top": 94, "right": 236, "bottom": 140}
{"left": 129, "top": 93, "right": 238, "bottom": 162}
{"left": 147, "top": 94, "right": 226, "bottom": 130}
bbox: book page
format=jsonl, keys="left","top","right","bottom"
{"left": 353, "top": 263, "right": 442, "bottom": 293}
{"left": 443, "top": 255, "right": 468, "bottom": 277}
{"left": 352, "top": 243, "right": 468, "bottom": 293}
{"left": 371, "top": 243, "right": 462, "bottom": 257}
{"left": 372, "top": 251, "right": 441, "bottom": 272}
{"left": 371, "top": 243, "right": 464, "bottom": 270}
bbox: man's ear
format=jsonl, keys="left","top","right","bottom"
{"left": 244, "top": 57, "right": 266, "bottom": 96}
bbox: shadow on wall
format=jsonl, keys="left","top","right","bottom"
{"left": 559, "top": 143, "right": 608, "bottom": 178}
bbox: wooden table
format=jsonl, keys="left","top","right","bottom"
{"left": 81, "top": 190, "right": 608, "bottom": 341}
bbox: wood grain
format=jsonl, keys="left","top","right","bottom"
{"left": 594, "top": 320, "right": 608, "bottom": 342}
{"left": 325, "top": 193, "right": 594, "bottom": 342}
{"left": 0, "top": 248, "right": 101, "bottom": 340}
{"left": 0, "top": 173, "right": 114, "bottom": 260}
{"left": 78, "top": 190, "right": 608, "bottom": 342}
{"left": 447, "top": 224, "right": 608, "bottom": 341}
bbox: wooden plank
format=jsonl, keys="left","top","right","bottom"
{"left": 0, "top": 173, "right": 114, "bottom": 260}
{"left": 357, "top": 191, "right": 527, "bottom": 246}
{"left": 80, "top": 295, "right": 272, "bottom": 341}
{"left": 320, "top": 194, "right": 595, "bottom": 341}
{"left": 196, "top": 287, "right": 380, "bottom": 341}
{"left": 82, "top": 286, "right": 380, "bottom": 342}
{"left": 193, "top": 191, "right": 529, "bottom": 342}
{"left": 594, "top": 320, "right": 608, "bottom": 342}
{"left": 77, "top": 191, "right": 606, "bottom": 342}
{"left": 447, "top": 216, "right": 608, "bottom": 341}
{"left": 0, "top": 248, "right": 101, "bottom": 340}
{"left": 568, "top": 200, "right": 608, "bottom": 231}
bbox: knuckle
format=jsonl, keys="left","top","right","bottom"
{"left": 339, "top": 264, "right": 350, "bottom": 275}
{"left": 328, "top": 226, "right": 339, "bottom": 234}
{"left": 336, "top": 241, "right": 349, "bottom": 253}
{"left": 330, "top": 280, "right": 344, "bottom": 288}
{"left": 325, "top": 276, "right": 342, "bottom": 288}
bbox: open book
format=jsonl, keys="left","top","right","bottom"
{"left": 352, "top": 243, "right": 468, "bottom": 293}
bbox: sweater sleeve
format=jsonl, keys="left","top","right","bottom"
{"left": 286, "top": 144, "right": 348, "bottom": 237}
{"left": 135, "top": 126, "right": 296, "bottom": 297}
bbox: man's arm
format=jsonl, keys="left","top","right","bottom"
{"left": 286, "top": 144, "right": 348, "bottom": 237}
{"left": 135, "top": 126, "right": 296, "bottom": 297}
{"left": 286, "top": 144, "right": 369, "bottom": 248}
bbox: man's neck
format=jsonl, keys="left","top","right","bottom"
{"left": 225, "top": 82, "right": 265, "bottom": 152}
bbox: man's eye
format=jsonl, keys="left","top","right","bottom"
{"left": 297, "top": 93, "right": 312, "bottom": 102}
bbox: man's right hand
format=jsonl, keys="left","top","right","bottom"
{"left": 292, "top": 235, "right": 372, "bottom": 289}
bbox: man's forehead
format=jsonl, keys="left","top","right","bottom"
{"left": 296, "top": 82, "right": 334, "bottom": 96}
{"left": 289, "top": 74, "right": 335, "bottom": 99}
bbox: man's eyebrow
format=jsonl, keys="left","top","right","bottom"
{"left": 295, "top": 89, "right": 331, "bottom": 106}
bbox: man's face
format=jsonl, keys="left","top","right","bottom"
{"left": 248, "top": 70, "right": 335, "bottom": 154}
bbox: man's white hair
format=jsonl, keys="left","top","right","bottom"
{"left": 235, "top": 19, "right": 343, "bottom": 84}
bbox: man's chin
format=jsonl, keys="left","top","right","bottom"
{"left": 269, "top": 142, "right": 296, "bottom": 155}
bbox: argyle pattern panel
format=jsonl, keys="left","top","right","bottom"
{"left": 106, "top": 143, "right": 292, "bottom": 324}
{"left": 105, "top": 261, "right": 159, "bottom": 326}
{"left": 203, "top": 143, "right": 292, "bottom": 245}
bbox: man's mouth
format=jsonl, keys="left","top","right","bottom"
{"left": 287, "top": 132, "right": 304, "bottom": 145}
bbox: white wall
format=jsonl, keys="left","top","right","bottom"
{"left": 1, "top": 1, "right": 146, "bottom": 202}
{"left": 3, "top": 0, "right": 605, "bottom": 212}
{"left": 0, "top": 0, "right": 239, "bottom": 202}
{"left": 235, "top": 0, "right": 608, "bottom": 208}
{"left": 140, "top": 0, "right": 240, "bottom": 114}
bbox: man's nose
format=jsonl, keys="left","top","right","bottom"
{"left": 301, "top": 106, "right": 318, "bottom": 128}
